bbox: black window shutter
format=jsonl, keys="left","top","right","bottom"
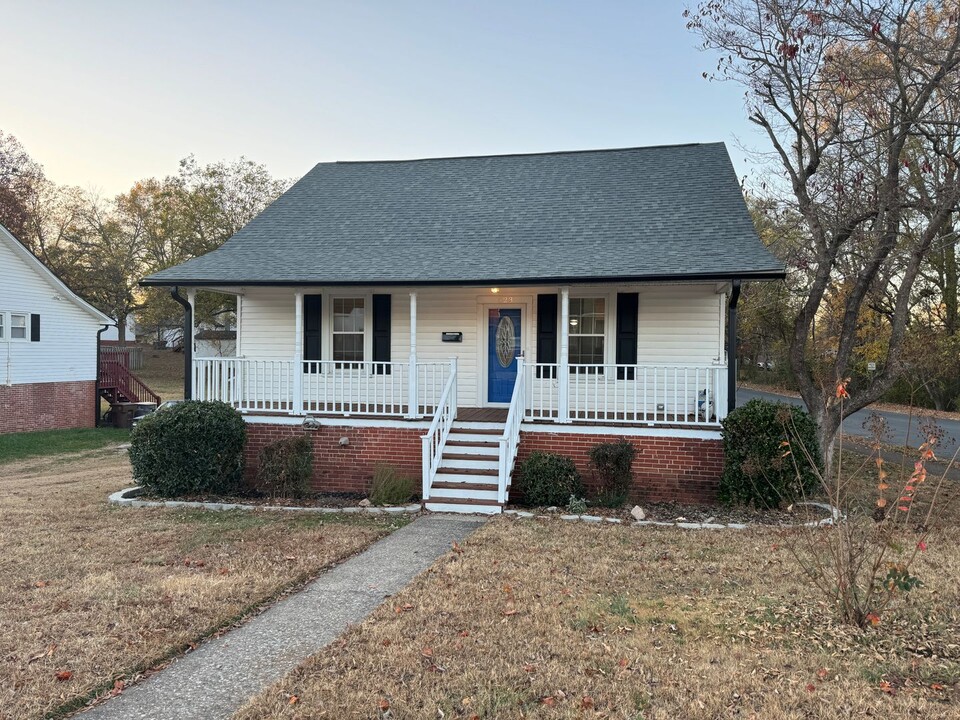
{"left": 616, "top": 293, "right": 638, "bottom": 380}
{"left": 30, "top": 314, "right": 40, "bottom": 342}
{"left": 372, "top": 294, "right": 391, "bottom": 374}
{"left": 303, "top": 295, "right": 322, "bottom": 372}
{"left": 536, "top": 294, "right": 558, "bottom": 379}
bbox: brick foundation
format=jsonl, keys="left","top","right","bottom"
{"left": 0, "top": 380, "right": 96, "bottom": 434}
{"left": 245, "top": 422, "right": 423, "bottom": 495}
{"left": 244, "top": 421, "right": 723, "bottom": 503}
{"left": 516, "top": 430, "right": 723, "bottom": 504}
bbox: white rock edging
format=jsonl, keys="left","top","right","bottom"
{"left": 503, "top": 502, "right": 843, "bottom": 530}
{"left": 107, "top": 487, "right": 421, "bottom": 515}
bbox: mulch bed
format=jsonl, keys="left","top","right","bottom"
{"left": 137, "top": 491, "right": 377, "bottom": 508}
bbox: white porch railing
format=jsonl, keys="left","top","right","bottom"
{"left": 523, "top": 363, "right": 727, "bottom": 426}
{"left": 421, "top": 359, "right": 458, "bottom": 501}
{"left": 193, "top": 357, "right": 450, "bottom": 417}
{"left": 498, "top": 357, "right": 526, "bottom": 505}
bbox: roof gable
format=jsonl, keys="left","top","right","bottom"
{"left": 144, "top": 143, "right": 784, "bottom": 286}
{"left": 0, "top": 224, "right": 113, "bottom": 324}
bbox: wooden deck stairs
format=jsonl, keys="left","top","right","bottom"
{"left": 423, "top": 422, "right": 507, "bottom": 515}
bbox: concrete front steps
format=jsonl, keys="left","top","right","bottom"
{"left": 423, "top": 424, "right": 506, "bottom": 515}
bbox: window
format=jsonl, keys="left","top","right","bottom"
{"left": 0, "top": 313, "right": 4, "bottom": 340}
{"left": 10, "top": 313, "right": 27, "bottom": 341}
{"left": 569, "top": 297, "right": 605, "bottom": 366}
{"left": 332, "top": 298, "right": 364, "bottom": 362}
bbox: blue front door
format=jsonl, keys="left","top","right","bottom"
{"left": 488, "top": 308, "right": 522, "bottom": 403}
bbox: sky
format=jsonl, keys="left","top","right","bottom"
{"left": 3, "top": 1, "right": 770, "bottom": 195}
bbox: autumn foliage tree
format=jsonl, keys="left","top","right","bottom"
{"left": 688, "top": 1, "right": 960, "bottom": 464}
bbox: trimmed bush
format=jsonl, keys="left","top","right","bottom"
{"left": 256, "top": 436, "right": 313, "bottom": 498}
{"left": 719, "top": 398, "right": 822, "bottom": 508}
{"left": 589, "top": 439, "right": 636, "bottom": 507}
{"left": 515, "top": 452, "right": 584, "bottom": 507}
{"left": 369, "top": 464, "right": 417, "bottom": 505}
{"left": 129, "top": 401, "right": 246, "bottom": 498}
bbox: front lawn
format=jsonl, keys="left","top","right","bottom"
{"left": 0, "top": 448, "right": 403, "bottom": 720}
{"left": 235, "top": 516, "right": 960, "bottom": 719}
{"left": 0, "top": 427, "right": 129, "bottom": 464}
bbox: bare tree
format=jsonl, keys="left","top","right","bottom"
{"left": 688, "top": 0, "right": 960, "bottom": 464}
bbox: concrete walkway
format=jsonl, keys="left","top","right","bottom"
{"left": 81, "top": 514, "right": 484, "bottom": 720}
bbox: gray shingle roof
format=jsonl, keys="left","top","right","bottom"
{"left": 143, "top": 143, "right": 784, "bottom": 286}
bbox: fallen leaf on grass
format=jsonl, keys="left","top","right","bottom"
{"left": 288, "top": 695, "right": 299, "bottom": 705}
{"left": 55, "top": 671, "right": 72, "bottom": 682}
{"left": 378, "top": 698, "right": 390, "bottom": 711}
{"left": 111, "top": 679, "right": 124, "bottom": 695}
{"left": 35, "top": 581, "right": 48, "bottom": 588}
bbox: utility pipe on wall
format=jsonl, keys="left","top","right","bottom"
{"left": 170, "top": 287, "right": 193, "bottom": 400}
{"left": 727, "top": 279, "right": 742, "bottom": 415}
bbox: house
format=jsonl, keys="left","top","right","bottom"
{"left": 0, "top": 224, "right": 113, "bottom": 433}
{"left": 142, "top": 144, "right": 785, "bottom": 513}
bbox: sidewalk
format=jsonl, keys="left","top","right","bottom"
{"left": 80, "top": 514, "right": 484, "bottom": 720}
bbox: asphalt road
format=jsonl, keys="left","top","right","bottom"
{"left": 736, "top": 387, "right": 960, "bottom": 461}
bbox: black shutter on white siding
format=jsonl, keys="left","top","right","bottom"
{"left": 303, "top": 295, "right": 322, "bottom": 372}
{"left": 372, "top": 294, "right": 391, "bottom": 374}
{"left": 536, "top": 294, "right": 558, "bottom": 379}
{"left": 615, "top": 293, "right": 638, "bottom": 380}
{"left": 30, "top": 314, "right": 40, "bottom": 342}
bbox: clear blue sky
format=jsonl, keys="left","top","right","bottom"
{"left": 4, "top": 1, "right": 768, "bottom": 194}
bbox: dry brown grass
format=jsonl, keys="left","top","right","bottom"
{"left": 0, "top": 448, "right": 400, "bottom": 720}
{"left": 235, "top": 517, "right": 960, "bottom": 719}
{"left": 136, "top": 347, "right": 186, "bottom": 402}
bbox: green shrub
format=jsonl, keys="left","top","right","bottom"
{"left": 515, "top": 452, "right": 584, "bottom": 507}
{"left": 129, "top": 401, "right": 246, "bottom": 498}
{"left": 256, "top": 436, "right": 313, "bottom": 498}
{"left": 369, "top": 464, "right": 417, "bottom": 505}
{"left": 589, "top": 439, "right": 636, "bottom": 507}
{"left": 567, "top": 495, "right": 588, "bottom": 514}
{"left": 719, "top": 398, "right": 822, "bottom": 508}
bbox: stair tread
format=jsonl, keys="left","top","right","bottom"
{"left": 424, "top": 496, "right": 504, "bottom": 506}
{"left": 437, "top": 467, "right": 498, "bottom": 476}
{"left": 446, "top": 440, "right": 499, "bottom": 448}
{"left": 431, "top": 481, "right": 498, "bottom": 492}
{"left": 449, "top": 428, "right": 502, "bottom": 435}
{"left": 443, "top": 453, "right": 498, "bottom": 462}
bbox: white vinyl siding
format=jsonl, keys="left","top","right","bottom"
{"left": 0, "top": 240, "right": 101, "bottom": 384}
{"left": 234, "top": 283, "right": 724, "bottom": 408}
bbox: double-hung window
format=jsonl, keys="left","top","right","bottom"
{"left": 10, "top": 313, "right": 27, "bottom": 341}
{"left": 568, "top": 297, "right": 605, "bottom": 369}
{"left": 0, "top": 313, "right": 4, "bottom": 340}
{"left": 332, "top": 298, "right": 364, "bottom": 363}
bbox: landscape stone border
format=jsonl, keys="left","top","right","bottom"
{"left": 107, "top": 487, "right": 421, "bottom": 515}
{"left": 504, "top": 501, "right": 842, "bottom": 530}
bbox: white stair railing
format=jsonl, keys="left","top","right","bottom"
{"left": 420, "top": 358, "right": 458, "bottom": 502}
{"left": 497, "top": 357, "right": 526, "bottom": 506}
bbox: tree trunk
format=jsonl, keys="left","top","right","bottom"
{"left": 117, "top": 312, "right": 127, "bottom": 347}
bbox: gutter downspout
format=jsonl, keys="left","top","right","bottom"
{"left": 727, "top": 279, "right": 742, "bottom": 415}
{"left": 171, "top": 287, "right": 193, "bottom": 400}
{"left": 95, "top": 324, "right": 114, "bottom": 427}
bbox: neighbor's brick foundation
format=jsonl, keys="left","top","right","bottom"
{"left": 244, "top": 421, "right": 723, "bottom": 502}
{"left": 245, "top": 422, "right": 423, "bottom": 494}
{"left": 0, "top": 380, "right": 96, "bottom": 434}
{"left": 517, "top": 430, "right": 724, "bottom": 504}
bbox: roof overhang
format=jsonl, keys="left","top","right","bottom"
{"left": 140, "top": 269, "right": 786, "bottom": 288}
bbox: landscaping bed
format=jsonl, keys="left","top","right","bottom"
{"left": 509, "top": 500, "right": 836, "bottom": 527}
{"left": 0, "top": 447, "right": 402, "bottom": 720}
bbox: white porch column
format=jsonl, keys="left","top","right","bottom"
{"left": 558, "top": 286, "right": 571, "bottom": 423}
{"left": 292, "top": 291, "right": 304, "bottom": 414}
{"left": 407, "top": 291, "right": 419, "bottom": 418}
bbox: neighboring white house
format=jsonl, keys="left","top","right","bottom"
{"left": 0, "top": 224, "right": 113, "bottom": 433}
{"left": 143, "top": 144, "right": 785, "bottom": 512}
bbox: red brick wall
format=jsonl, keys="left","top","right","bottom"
{"left": 517, "top": 430, "right": 723, "bottom": 504}
{"left": 244, "top": 421, "right": 723, "bottom": 503}
{"left": 0, "top": 380, "right": 96, "bottom": 434}
{"left": 245, "top": 422, "right": 423, "bottom": 495}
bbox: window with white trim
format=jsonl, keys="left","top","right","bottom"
{"left": 0, "top": 313, "right": 4, "bottom": 340}
{"left": 568, "top": 297, "right": 605, "bottom": 366}
{"left": 332, "top": 298, "right": 365, "bottom": 362}
{"left": 10, "top": 313, "right": 27, "bottom": 341}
